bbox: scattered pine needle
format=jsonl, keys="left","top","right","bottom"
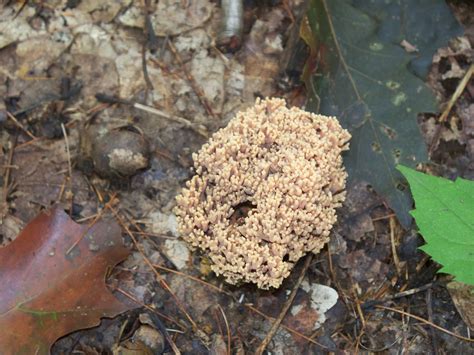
{"left": 152, "top": 262, "right": 329, "bottom": 350}
{"left": 116, "top": 287, "right": 182, "bottom": 355}
{"left": 217, "top": 304, "right": 232, "bottom": 355}
{"left": 375, "top": 305, "right": 474, "bottom": 342}
{"left": 65, "top": 194, "right": 117, "bottom": 255}
{"left": 255, "top": 254, "right": 313, "bottom": 355}
{"left": 429, "top": 63, "right": 474, "bottom": 155}
{"left": 6, "top": 111, "right": 36, "bottom": 139}
{"left": 108, "top": 204, "right": 200, "bottom": 332}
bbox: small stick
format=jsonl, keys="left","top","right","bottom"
{"left": 389, "top": 216, "right": 401, "bottom": 276}
{"left": 65, "top": 194, "right": 117, "bottom": 255}
{"left": 429, "top": 64, "right": 474, "bottom": 155}
{"left": 376, "top": 305, "right": 474, "bottom": 342}
{"left": 0, "top": 165, "right": 18, "bottom": 169}
{"left": 109, "top": 205, "right": 200, "bottom": 331}
{"left": 61, "top": 123, "right": 73, "bottom": 181}
{"left": 95, "top": 93, "right": 195, "bottom": 127}
{"left": 167, "top": 39, "right": 218, "bottom": 118}
{"left": 151, "top": 262, "right": 330, "bottom": 350}
{"left": 426, "top": 288, "right": 439, "bottom": 355}
{"left": 116, "top": 287, "right": 182, "bottom": 355}
{"left": 6, "top": 111, "right": 37, "bottom": 139}
{"left": 247, "top": 304, "right": 330, "bottom": 350}
{"left": 217, "top": 304, "right": 232, "bottom": 355}
{"left": 61, "top": 123, "right": 74, "bottom": 216}
{"left": 255, "top": 254, "right": 313, "bottom": 355}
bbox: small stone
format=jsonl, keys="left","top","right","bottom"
{"left": 163, "top": 239, "right": 191, "bottom": 270}
{"left": 132, "top": 325, "right": 165, "bottom": 353}
{"left": 90, "top": 127, "right": 150, "bottom": 178}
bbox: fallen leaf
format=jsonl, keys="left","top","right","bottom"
{"left": 447, "top": 281, "right": 474, "bottom": 330}
{"left": 0, "top": 208, "right": 132, "bottom": 354}
{"left": 306, "top": 0, "right": 463, "bottom": 227}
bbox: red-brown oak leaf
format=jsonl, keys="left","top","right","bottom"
{"left": 0, "top": 208, "right": 132, "bottom": 354}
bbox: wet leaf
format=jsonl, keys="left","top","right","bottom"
{"left": 398, "top": 166, "right": 474, "bottom": 285}
{"left": 306, "top": 0, "right": 463, "bottom": 227}
{"left": 0, "top": 208, "right": 132, "bottom": 354}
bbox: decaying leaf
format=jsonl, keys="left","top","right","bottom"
{"left": 447, "top": 281, "right": 474, "bottom": 330}
{"left": 305, "top": 0, "right": 463, "bottom": 227}
{"left": 0, "top": 208, "right": 132, "bottom": 354}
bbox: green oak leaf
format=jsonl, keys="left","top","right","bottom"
{"left": 398, "top": 165, "right": 474, "bottom": 285}
{"left": 306, "top": 0, "right": 463, "bottom": 227}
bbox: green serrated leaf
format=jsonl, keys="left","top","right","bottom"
{"left": 397, "top": 165, "right": 474, "bottom": 285}
{"left": 306, "top": 0, "right": 463, "bottom": 227}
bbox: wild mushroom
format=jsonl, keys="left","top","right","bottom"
{"left": 175, "top": 98, "right": 350, "bottom": 289}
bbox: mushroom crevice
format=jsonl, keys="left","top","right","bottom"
{"left": 175, "top": 98, "right": 351, "bottom": 289}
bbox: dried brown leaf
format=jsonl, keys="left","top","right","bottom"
{"left": 0, "top": 208, "right": 132, "bottom": 354}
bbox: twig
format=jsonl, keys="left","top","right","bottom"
{"left": 116, "top": 288, "right": 182, "bottom": 355}
{"left": 375, "top": 305, "right": 474, "bottom": 342}
{"left": 108, "top": 205, "right": 200, "bottom": 331}
{"left": 153, "top": 263, "right": 330, "bottom": 350}
{"left": 2, "top": 136, "right": 16, "bottom": 205}
{"left": 426, "top": 288, "right": 439, "bottom": 355}
{"left": 247, "top": 304, "right": 331, "bottom": 350}
{"left": 255, "top": 254, "right": 313, "bottom": 354}
{"left": 428, "top": 64, "right": 474, "bottom": 155}
{"left": 143, "top": 0, "right": 159, "bottom": 53}
{"left": 217, "top": 304, "right": 232, "bottom": 355}
{"left": 389, "top": 216, "right": 401, "bottom": 276}
{"left": 167, "top": 38, "right": 218, "bottom": 118}
{"left": 94, "top": 93, "right": 198, "bottom": 129}
{"left": 141, "top": 44, "right": 154, "bottom": 93}
{"left": 6, "top": 111, "right": 37, "bottom": 139}
{"left": 352, "top": 285, "right": 366, "bottom": 329}
{"left": 362, "top": 283, "right": 434, "bottom": 309}
{"left": 60, "top": 123, "right": 73, "bottom": 202}
{"left": 372, "top": 213, "right": 396, "bottom": 221}
{"left": 12, "top": 0, "right": 28, "bottom": 19}
{"left": 65, "top": 194, "right": 117, "bottom": 255}
{"left": 153, "top": 263, "right": 231, "bottom": 295}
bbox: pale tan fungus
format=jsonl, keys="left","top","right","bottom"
{"left": 175, "top": 98, "right": 351, "bottom": 289}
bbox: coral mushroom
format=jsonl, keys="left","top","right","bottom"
{"left": 175, "top": 98, "right": 350, "bottom": 289}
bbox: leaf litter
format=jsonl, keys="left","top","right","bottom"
{"left": 0, "top": 0, "right": 473, "bottom": 353}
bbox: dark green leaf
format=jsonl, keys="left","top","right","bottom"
{"left": 306, "top": 0, "right": 463, "bottom": 227}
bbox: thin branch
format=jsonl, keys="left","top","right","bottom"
{"left": 429, "top": 64, "right": 474, "bottom": 155}
{"left": 217, "top": 304, "right": 232, "bottom": 355}
{"left": 116, "top": 288, "right": 182, "bottom": 355}
{"left": 6, "top": 111, "right": 37, "bottom": 139}
{"left": 375, "top": 305, "right": 474, "bottom": 343}
{"left": 256, "top": 254, "right": 313, "bottom": 354}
